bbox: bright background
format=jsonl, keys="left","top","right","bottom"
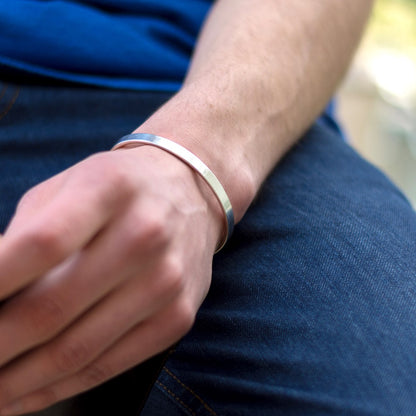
{"left": 338, "top": 0, "right": 416, "bottom": 206}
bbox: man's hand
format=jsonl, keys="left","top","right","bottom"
{"left": 0, "top": 146, "right": 222, "bottom": 415}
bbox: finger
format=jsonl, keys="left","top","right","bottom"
{"left": 0, "top": 160, "right": 122, "bottom": 299}
{"left": 0, "top": 297, "right": 195, "bottom": 415}
{"left": 5, "top": 173, "right": 66, "bottom": 233}
{"left": 0, "top": 252, "right": 183, "bottom": 403}
{"left": 0, "top": 199, "right": 172, "bottom": 366}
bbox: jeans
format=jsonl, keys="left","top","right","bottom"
{"left": 1, "top": 82, "right": 416, "bottom": 416}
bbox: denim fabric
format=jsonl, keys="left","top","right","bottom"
{"left": 0, "top": 82, "right": 172, "bottom": 230}
{"left": 142, "top": 114, "right": 416, "bottom": 414}
{"left": 1, "top": 83, "right": 416, "bottom": 416}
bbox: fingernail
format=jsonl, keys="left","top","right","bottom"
{"left": 0, "top": 400, "right": 24, "bottom": 416}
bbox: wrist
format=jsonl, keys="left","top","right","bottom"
{"left": 119, "top": 144, "right": 225, "bottom": 253}
{"left": 112, "top": 134, "right": 233, "bottom": 252}
{"left": 135, "top": 86, "right": 257, "bottom": 223}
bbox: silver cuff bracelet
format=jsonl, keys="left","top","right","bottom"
{"left": 112, "top": 133, "right": 234, "bottom": 252}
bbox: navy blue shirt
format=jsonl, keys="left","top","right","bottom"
{"left": 0, "top": 0, "right": 212, "bottom": 91}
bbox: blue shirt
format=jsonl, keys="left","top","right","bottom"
{"left": 0, "top": 0, "right": 339, "bottom": 130}
{"left": 0, "top": 0, "right": 212, "bottom": 91}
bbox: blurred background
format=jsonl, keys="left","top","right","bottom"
{"left": 338, "top": 0, "right": 416, "bottom": 206}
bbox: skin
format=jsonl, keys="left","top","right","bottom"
{"left": 0, "top": 0, "right": 373, "bottom": 414}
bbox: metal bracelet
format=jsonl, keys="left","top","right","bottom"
{"left": 112, "top": 133, "right": 234, "bottom": 252}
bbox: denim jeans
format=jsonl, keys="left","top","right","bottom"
{"left": 1, "top": 82, "right": 416, "bottom": 416}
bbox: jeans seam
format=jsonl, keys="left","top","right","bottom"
{"left": 0, "top": 84, "right": 7, "bottom": 102}
{"left": 162, "top": 367, "right": 219, "bottom": 416}
{"left": 156, "top": 380, "right": 197, "bottom": 416}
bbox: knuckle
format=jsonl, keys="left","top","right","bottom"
{"left": 123, "top": 225, "right": 146, "bottom": 249}
{"left": 28, "top": 227, "right": 67, "bottom": 260}
{"left": 79, "top": 362, "right": 113, "bottom": 388}
{"left": 51, "top": 340, "right": 90, "bottom": 373}
{"left": 126, "top": 215, "right": 170, "bottom": 252}
{"left": 158, "top": 256, "right": 185, "bottom": 295}
{"left": 141, "top": 215, "right": 168, "bottom": 244}
{"left": 172, "top": 300, "right": 196, "bottom": 336}
{"left": 25, "top": 297, "right": 66, "bottom": 339}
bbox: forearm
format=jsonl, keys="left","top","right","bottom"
{"left": 137, "top": 0, "right": 373, "bottom": 222}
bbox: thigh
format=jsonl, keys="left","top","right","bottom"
{"left": 0, "top": 81, "right": 171, "bottom": 232}
{"left": 142, "top": 123, "right": 416, "bottom": 416}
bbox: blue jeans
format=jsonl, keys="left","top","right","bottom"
{"left": 1, "top": 82, "right": 416, "bottom": 416}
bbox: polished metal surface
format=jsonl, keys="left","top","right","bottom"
{"left": 112, "top": 133, "right": 234, "bottom": 252}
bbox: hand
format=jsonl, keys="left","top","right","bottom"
{"left": 0, "top": 145, "right": 223, "bottom": 415}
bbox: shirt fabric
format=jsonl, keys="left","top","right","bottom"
{"left": 0, "top": 0, "right": 339, "bottom": 126}
{"left": 0, "top": 0, "right": 212, "bottom": 91}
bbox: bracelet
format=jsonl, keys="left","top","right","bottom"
{"left": 112, "top": 133, "right": 234, "bottom": 253}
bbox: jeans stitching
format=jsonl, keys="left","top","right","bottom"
{"left": 156, "top": 380, "right": 197, "bottom": 416}
{"left": 0, "top": 84, "right": 20, "bottom": 121}
{"left": 162, "top": 367, "right": 218, "bottom": 416}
